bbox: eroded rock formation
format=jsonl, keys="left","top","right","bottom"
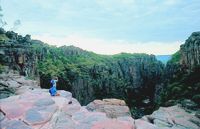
{"left": 180, "top": 32, "right": 200, "bottom": 69}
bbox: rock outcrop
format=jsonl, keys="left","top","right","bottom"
{"left": 0, "top": 88, "right": 136, "bottom": 129}
{"left": 0, "top": 29, "right": 47, "bottom": 77}
{"left": 143, "top": 105, "right": 200, "bottom": 129}
{"left": 70, "top": 55, "right": 164, "bottom": 106}
{"left": 86, "top": 99, "right": 131, "bottom": 118}
{"left": 0, "top": 72, "right": 39, "bottom": 99}
{"left": 0, "top": 73, "right": 199, "bottom": 129}
{"left": 180, "top": 31, "right": 200, "bottom": 69}
{"left": 161, "top": 32, "right": 200, "bottom": 105}
{"left": 1, "top": 88, "right": 199, "bottom": 129}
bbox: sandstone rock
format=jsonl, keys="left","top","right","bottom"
{"left": 1, "top": 120, "right": 32, "bottom": 129}
{"left": 91, "top": 119, "right": 135, "bottom": 129}
{"left": 86, "top": 99, "right": 131, "bottom": 118}
{"left": 59, "top": 90, "right": 72, "bottom": 98}
{"left": 54, "top": 115, "right": 76, "bottom": 129}
{"left": 148, "top": 105, "right": 200, "bottom": 129}
{"left": 24, "top": 108, "right": 44, "bottom": 125}
{"left": 0, "top": 101, "right": 26, "bottom": 119}
{"left": 102, "top": 98, "right": 126, "bottom": 106}
{"left": 135, "top": 119, "right": 160, "bottom": 129}
{"left": 61, "top": 101, "right": 81, "bottom": 116}
{"left": 34, "top": 98, "right": 55, "bottom": 107}
{"left": 1, "top": 85, "right": 199, "bottom": 129}
{"left": 0, "top": 111, "right": 5, "bottom": 121}
{"left": 0, "top": 73, "right": 39, "bottom": 99}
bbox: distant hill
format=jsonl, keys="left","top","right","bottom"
{"left": 156, "top": 55, "right": 172, "bottom": 64}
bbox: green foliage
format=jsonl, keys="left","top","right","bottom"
{"left": 192, "top": 94, "right": 200, "bottom": 103}
{"left": 130, "top": 107, "right": 144, "bottom": 119}
{"left": 37, "top": 57, "right": 65, "bottom": 77}
{"left": 113, "top": 52, "right": 148, "bottom": 60}
{"left": 0, "top": 34, "right": 9, "bottom": 43}
{"left": 169, "top": 51, "right": 181, "bottom": 63}
{"left": 171, "top": 86, "right": 182, "bottom": 95}
{"left": 0, "top": 64, "right": 4, "bottom": 73}
{"left": 160, "top": 65, "right": 200, "bottom": 105}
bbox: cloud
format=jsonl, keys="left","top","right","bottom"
{"left": 32, "top": 34, "right": 182, "bottom": 55}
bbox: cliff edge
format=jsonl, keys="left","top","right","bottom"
{"left": 0, "top": 73, "right": 199, "bottom": 129}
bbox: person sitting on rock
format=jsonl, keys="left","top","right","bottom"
{"left": 49, "top": 77, "right": 60, "bottom": 96}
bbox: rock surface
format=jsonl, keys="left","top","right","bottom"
{"left": 86, "top": 99, "right": 131, "bottom": 118}
{"left": 145, "top": 105, "right": 200, "bottom": 129}
{"left": 0, "top": 72, "right": 39, "bottom": 99}
{"left": 1, "top": 88, "right": 199, "bottom": 129}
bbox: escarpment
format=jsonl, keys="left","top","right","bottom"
{"left": 0, "top": 73, "right": 199, "bottom": 129}
{"left": 180, "top": 32, "right": 200, "bottom": 69}
{"left": 160, "top": 32, "right": 200, "bottom": 106}
{"left": 0, "top": 28, "right": 164, "bottom": 116}
{"left": 0, "top": 28, "right": 47, "bottom": 77}
{"left": 1, "top": 28, "right": 200, "bottom": 119}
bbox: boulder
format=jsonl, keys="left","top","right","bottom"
{"left": 102, "top": 99, "right": 126, "bottom": 106}
{"left": 86, "top": 99, "right": 131, "bottom": 118}
{"left": 148, "top": 105, "right": 200, "bottom": 129}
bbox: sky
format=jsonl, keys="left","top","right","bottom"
{"left": 1, "top": 0, "right": 200, "bottom": 55}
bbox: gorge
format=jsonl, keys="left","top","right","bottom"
{"left": 0, "top": 28, "right": 200, "bottom": 119}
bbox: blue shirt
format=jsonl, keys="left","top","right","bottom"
{"left": 51, "top": 79, "right": 58, "bottom": 87}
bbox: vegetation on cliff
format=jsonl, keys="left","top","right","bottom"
{"left": 0, "top": 28, "right": 164, "bottom": 118}
{"left": 168, "top": 50, "right": 181, "bottom": 64}
{"left": 1, "top": 28, "right": 199, "bottom": 118}
{"left": 160, "top": 32, "right": 200, "bottom": 106}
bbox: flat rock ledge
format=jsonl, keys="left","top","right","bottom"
{"left": 0, "top": 89, "right": 199, "bottom": 129}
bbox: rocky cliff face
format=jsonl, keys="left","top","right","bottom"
{"left": 0, "top": 28, "right": 164, "bottom": 117}
{"left": 0, "top": 28, "right": 47, "bottom": 77}
{"left": 161, "top": 32, "right": 200, "bottom": 105}
{"left": 180, "top": 32, "right": 200, "bottom": 69}
{"left": 71, "top": 55, "right": 164, "bottom": 106}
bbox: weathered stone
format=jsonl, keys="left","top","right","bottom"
{"left": 86, "top": 99, "right": 131, "bottom": 118}
{"left": 3, "top": 120, "right": 32, "bottom": 129}
{"left": 102, "top": 99, "right": 126, "bottom": 106}
{"left": 62, "top": 102, "right": 81, "bottom": 116}
{"left": 24, "top": 108, "right": 44, "bottom": 125}
{"left": 148, "top": 105, "right": 200, "bottom": 129}
{"left": 59, "top": 90, "right": 72, "bottom": 98}
{"left": 34, "top": 98, "right": 55, "bottom": 107}
{"left": 0, "top": 111, "right": 5, "bottom": 121}
{"left": 154, "top": 119, "right": 173, "bottom": 128}
{"left": 135, "top": 119, "right": 160, "bottom": 129}
{"left": 0, "top": 101, "right": 25, "bottom": 119}
{"left": 91, "top": 119, "right": 135, "bottom": 129}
